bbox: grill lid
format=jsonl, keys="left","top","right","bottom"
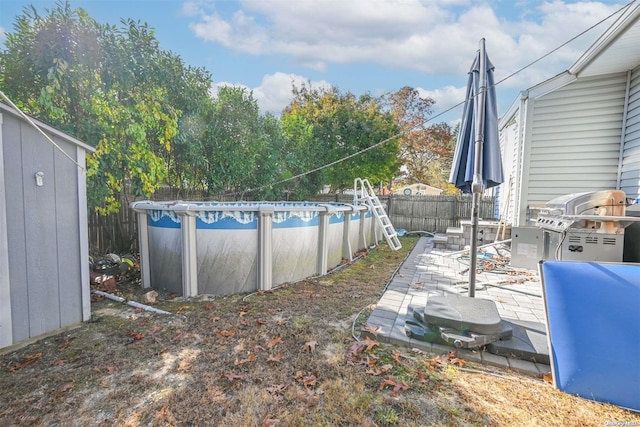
{"left": 536, "top": 190, "right": 640, "bottom": 233}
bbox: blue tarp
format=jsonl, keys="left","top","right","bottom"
{"left": 540, "top": 261, "right": 640, "bottom": 411}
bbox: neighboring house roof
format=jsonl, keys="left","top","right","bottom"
{"left": 0, "top": 102, "right": 96, "bottom": 153}
{"left": 398, "top": 183, "right": 443, "bottom": 195}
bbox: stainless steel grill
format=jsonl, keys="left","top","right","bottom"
{"left": 535, "top": 190, "right": 640, "bottom": 262}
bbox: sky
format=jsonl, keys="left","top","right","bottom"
{"left": 0, "top": 0, "right": 633, "bottom": 125}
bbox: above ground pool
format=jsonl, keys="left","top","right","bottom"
{"left": 131, "top": 201, "right": 380, "bottom": 296}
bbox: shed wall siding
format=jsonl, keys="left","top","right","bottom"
{"left": 526, "top": 73, "right": 626, "bottom": 206}
{"left": 3, "top": 112, "right": 85, "bottom": 343}
{"left": 621, "top": 66, "right": 640, "bottom": 200}
{"left": 0, "top": 113, "right": 13, "bottom": 348}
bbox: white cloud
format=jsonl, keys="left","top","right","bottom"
{"left": 212, "top": 72, "right": 332, "bottom": 116}
{"left": 417, "top": 85, "right": 467, "bottom": 114}
{"left": 187, "top": 1, "right": 622, "bottom": 90}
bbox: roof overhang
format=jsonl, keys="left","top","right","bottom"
{"left": 569, "top": 3, "right": 640, "bottom": 78}
{"left": 0, "top": 102, "right": 96, "bottom": 153}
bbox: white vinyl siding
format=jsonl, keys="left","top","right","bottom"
{"left": 620, "top": 66, "right": 640, "bottom": 200}
{"left": 526, "top": 73, "right": 626, "bottom": 206}
{"left": 498, "top": 112, "right": 520, "bottom": 225}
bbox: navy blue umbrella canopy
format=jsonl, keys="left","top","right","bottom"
{"left": 449, "top": 39, "right": 503, "bottom": 297}
{"left": 449, "top": 41, "right": 503, "bottom": 194}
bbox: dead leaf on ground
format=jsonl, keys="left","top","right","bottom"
{"left": 542, "top": 372, "right": 553, "bottom": 384}
{"left": 239, "top": 311, "right": 248, "bottom": 317}
{"left": 294, "top": 371, "right": 318, "bottom": 388}
{"left": 262, "top": 416, "right": 281, "bottom": 426}
{"left": 266, "top": 383, "right": 288, "bottom": 400}
{"left": 148, "top": 325, "right": 163, "bottom": 335}
{"left": 362, "top": 324, "right": 381, "bottom": 336}
{"left": 53, "top": 382, "right": 74, "bottom": 400}
{"left": 392, "top": 350, "right": 402, "bottom": 363}
{"left": 347, "top": 340, "right": 368, "bottom": 362}
{"left": 170, "top": 332, "right": 187, "bottom": 342}
{"left": 221, "top": 373, "right": 245, "bottom": 382}
{"left": 8, "top": 352, "right": 43, "bottom": 371}
{"left": 57, "top": 336, "right": 75, "bottom": 351}
{"left": 425, "top": 351, "right": 458, "bottom": 369}
{"left": 297, "top": 389, "right": 319, "bottom": 407}
{"left": 266, "top": 335, "right": 282, "bottom": 349}
{"left": 363, "top": 335, "right": 380, "bottom": 352}
{"left": 304, "top": 340, "right": 317, "bottom": 353}
{"left": 219, "top": 329, "right": 235, "bottom": 338}
{"left": 379, "top": 375, "right": 409, "bottom": 396}
{"left": 126, "top": 332, "right": 144, "bottom": 344}
{"left": 234, "top": 353, "right": 257, "bottom": 365}
{"left": 450, "top": 357, "right": 467, "bottom": 367}
{"left": 268, "top": 353, "right": 283, "bottom": 363}
{"left": 366, "top": 364, "right": 394, "bottom": 376}
{"left": 359, "top": 354, "right": 379, "bottom": 368}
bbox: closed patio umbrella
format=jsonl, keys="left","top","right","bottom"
{"left": 449, "top": 38, "right": 504, "bottom": 297}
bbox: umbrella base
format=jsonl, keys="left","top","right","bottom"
{"left": 406, "top": 294, "right": 512, "bottom": 349}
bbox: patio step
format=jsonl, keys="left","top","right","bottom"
{"left": 433, "top": 233, "right": 448, "bottom": 248}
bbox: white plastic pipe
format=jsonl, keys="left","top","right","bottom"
{"left": 91, "top": 290, "right": 173, "bottom": 315}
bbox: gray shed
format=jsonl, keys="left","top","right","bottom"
{"left": 0, "top": 101, "right": 95, "bottom": 350}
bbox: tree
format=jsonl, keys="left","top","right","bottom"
{"left": 0, "top": 3, "right": 200, "bottom": 214}
{"left": 383, "top": 87, "right": 455, "bottom": 190}
{"left": 281, "top": 84, "right": 400, "bottom": 195}
{"left": 198, "top": 86, "right": 267, "bottom": 198}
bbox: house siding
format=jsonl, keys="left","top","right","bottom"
{"left": 526, "top": 73, "right": 626, "bottom": 207}
{"left": 498, "top": 107, "right": 520, "bottom": 224}
{"left": 620, "top": 66, "right": 640, "bottom": 200}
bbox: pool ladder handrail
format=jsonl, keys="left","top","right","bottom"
{"left": 353, "top": 178, "right": 402, "bottom": 251}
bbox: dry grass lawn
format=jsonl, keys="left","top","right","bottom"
{"left": 1, "top": 236, "right": 638, "bottom": 426}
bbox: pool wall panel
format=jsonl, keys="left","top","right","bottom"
{"left": 197, "top": 229, "right": 258, "bottom": 295}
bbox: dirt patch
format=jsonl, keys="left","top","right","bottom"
{"left": 1, "top": 237, "right": 637, "bottom": 426}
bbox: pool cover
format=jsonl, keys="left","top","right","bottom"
{"left": 540, "top": 261, "right": 640, "bottom": 411}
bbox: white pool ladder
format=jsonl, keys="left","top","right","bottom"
{"left": 354, "top": 178, "right": 402, "bottom": 251}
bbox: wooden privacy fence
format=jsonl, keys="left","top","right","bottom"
{"left": 88, "top": 193, "right": 496, "bottom": 254}
{"left": 313, "top": 194, "right": 496, "bottom": 234}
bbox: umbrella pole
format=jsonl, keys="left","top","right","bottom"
{"left": 469, "top": 38, "right": 488, "bottom": 298}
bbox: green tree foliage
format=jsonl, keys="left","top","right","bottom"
{"left": 281, "top": 84, "right": 400, "bottom": 196}
{"left": 200, "top": 86, "right": 263, "bottom": 197}
{"left": 0, "top": 2, "right": 199, "bottom": 214}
